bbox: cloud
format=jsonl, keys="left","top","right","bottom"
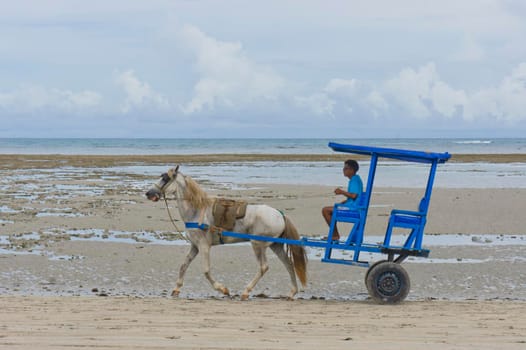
{"left": 464, "top": 62, "right": 526, "bottom": 122}
{"left": 296, "top": 61, "right": 526, "bottom": 125}
{"left": 294, "top": 78, "right": 363, "bottom": 117}
{"left": 497, "top": 62, "right": 526, "bottom": 121}
{"left": 382, "top": 63, "right": 438, "bottom": 119}
{"left": 114, "top": 70, "right": 170, "bottom": 113}
{"left": 294, "top": 93, "right": 335, "bottom": 117}
{"left": 324, "top": 78, "right": 359, "bottom": 96}
{"left": 179, "top": 25, "right": 287, "bottom": 114}
{"left": 380, "top": 61, "right": 526, "bottom": 123}
{"left": 0, "top": 84, "right": 101, "bottom": 113}
{"left": 365, "top": 90, "right": 389, "bottom": 116}
{"left": 380, "top": 62, "right": 469, "bottom": 119}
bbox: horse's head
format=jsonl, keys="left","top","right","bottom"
{"left": 145, "top": 165, "right": 180, "bottom": 202}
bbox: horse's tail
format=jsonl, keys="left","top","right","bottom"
{"left": 282, "top": 215, "right": 308, "bottom": 286}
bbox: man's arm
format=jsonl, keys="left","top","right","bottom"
{"left": 334, "top": 188, "right": 358, "bottom": 199}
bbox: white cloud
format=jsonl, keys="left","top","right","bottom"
{"left": 464, "top": 62, "right": 526, "bottom": 122}
{"left": 294, "top": 93, "right": 335, "bottom": 117}
{"left": 114, "top": 70, "right": 169, "bottom": 113}
{"left": 365, "top": 90, "right": 389, "bottom": 116}
{"left": 463, "top": 88, "right": 499, "bottom": 121}
{"left": 430, "top": 81, "right": 467, "bottom": 118}
{"left": 301, "top": 61, "right": 526, "bottom": 125}
{"left": 382, "top": 63, "right": 438, "bottom": 118}
{"left": 498, "top": 63, "right": 526, "bottom": 121}
{"left": 324, "top": 78, "right": 359, "bottom": 96}
{"left": 378, "top": 61, "right": 526, "bottom": 123}
{"left": 0, "top": 84, "right": 101, "bottom": 113}
{"left": 180, "top": 25, "right": 286, "bottom": 114}
{"left": 297, "top": 64, "right": 467, "bottom": 122}
{"left": 294, "top": 78, "right": 365, "bottom": 117}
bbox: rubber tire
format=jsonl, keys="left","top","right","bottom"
{"left": 364, "top": 259, "right": 388, "bottom": 287}
{"left": 366, "top": 262, "right": 410, "bottom": 304}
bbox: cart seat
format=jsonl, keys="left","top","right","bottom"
{"left": 333, "top": 208, "right": 362, "bottom": 220}
{"left": 328, "top": 192, "right": 367, "bottom": 245}
{"left": 390, "top": 212, "right": 425, "bottom": 226}
{"left": 384, "top": 198, "right": 428, "bottom": 250}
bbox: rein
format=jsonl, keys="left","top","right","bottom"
{"left": 157, "top": 172, "right": 187, "bottom": 239}
{"left": 163, "top": 196, "right": 188, "bottom": 240}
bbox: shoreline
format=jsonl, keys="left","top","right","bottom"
{"left": 2, "top": 153, "right": 526, "bottom": 169}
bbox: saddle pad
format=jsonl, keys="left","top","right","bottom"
{"left": 212, "top": 198, "right": 248, "bottom": 231}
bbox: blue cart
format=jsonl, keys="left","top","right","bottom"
{"left": 221, "top": 142, "right": 451, "bottom": 303}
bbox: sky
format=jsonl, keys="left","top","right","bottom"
{"left": 1, "top": 0, "right": 526, "bottom": 138}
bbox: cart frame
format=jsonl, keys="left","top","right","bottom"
{"left": 220, "top": 142, "right": 451, "bottom": 303}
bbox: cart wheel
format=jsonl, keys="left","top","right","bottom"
{"left": 366, "top": 262, "right": 410, "bottom": 304}
{"left": 364, "top": 259, "right": 387, "bottom": 287}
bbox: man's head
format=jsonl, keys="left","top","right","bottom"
{"left": 343, "top": 159, "right": 359, "bottom": 176}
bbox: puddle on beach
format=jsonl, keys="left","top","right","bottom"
{"left": 1, "top": 230, "right": 524, "bottom": 264}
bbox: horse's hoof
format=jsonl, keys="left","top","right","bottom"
{"left": 222, "top": 287, "right": 230, "bottom": 296}
{"left": 241, "top": 294, "right": 249, "bottom": 301}
{"left": 171, "top": 289, "right": 180, "bottom": 297}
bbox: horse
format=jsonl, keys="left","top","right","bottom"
{"left": 145, "top": 165, "right": 307, "bottom": 300}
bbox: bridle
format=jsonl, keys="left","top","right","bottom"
{"left": 154, "top": 171, "right": 178, "bottom": 199}
{"left": 154, "top": 168, "right": 189, "bottom": 240}
{"left": 150, "top": 166, "right": 210, "bottom": 240}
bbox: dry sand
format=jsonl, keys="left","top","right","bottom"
{"left": 1, "top": 296, "right": 525, "bottom": 350}
{"left": 1, "top": 154, "right": 525, "bottom": 349}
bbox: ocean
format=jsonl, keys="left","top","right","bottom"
{"left": 1, "top": 137, "right": 526, "bottom": 155}
{"left": 1, "top": 138, "right": 526, "bottom": 188}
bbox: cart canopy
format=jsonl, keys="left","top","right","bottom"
{"left": 329, "top": 142, "right": 451, "bottom": 164}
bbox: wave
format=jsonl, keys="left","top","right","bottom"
{"left": 453, "top": 140, "right": 492, "bottom": 144}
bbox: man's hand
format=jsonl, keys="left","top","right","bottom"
{"left": 334, "top": 187, "right": 345, "bottom": 195}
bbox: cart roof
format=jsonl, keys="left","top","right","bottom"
{"left": 329, "top": 142, "right": 451, "bottom": 164}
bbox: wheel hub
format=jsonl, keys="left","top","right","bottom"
{"left": 377, "top": 272, "right": 401, "bottom": 296}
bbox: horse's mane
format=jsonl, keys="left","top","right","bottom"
{"left": 183, "top": 175, "right": 213, "bottom": 210}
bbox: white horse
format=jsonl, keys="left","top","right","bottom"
{"left": 145, "top": 166, "right": 307, "bottom": 300}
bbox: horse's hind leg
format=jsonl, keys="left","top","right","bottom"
{"left": 241, "top": 243, "right": 269, "bottom": 301}
{"left": 199, "top": 243, "right": 230, "bottom": 296}
{"left": 172, "top": 244, "right": 199, "bottom": 297}
{"left": 270, "top": 243, "right": 299, "bottom": 300}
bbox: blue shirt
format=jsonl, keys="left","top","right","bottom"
{"left": 343, "top": 175, "right": 363, "bottom": 208}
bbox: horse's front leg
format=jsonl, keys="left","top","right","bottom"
{"left": 172, "top": 244, "right": 199, "bottom": 297}
{"left": 199, "top": 243, "right": 230, "bottom": 296}
{"left": 241, "top": 243, "right": 269, "bottom": 301}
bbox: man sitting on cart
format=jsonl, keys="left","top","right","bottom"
{"left": 322, "top": 159, "right": 363, "bottom": 241}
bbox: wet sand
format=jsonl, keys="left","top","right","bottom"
{"left": 1, "top": 154, "right": 525, "bottom": 349}
{"left": 2, "top": 153, "right": 526, "bottom": 170}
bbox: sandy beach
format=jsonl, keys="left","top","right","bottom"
{"left": 1, "top": 154, "right": 525, "bottom": 349}
{"left": 1, "top": 296, "right": 525, "bottom": 350}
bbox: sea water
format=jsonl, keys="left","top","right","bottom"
{"left": 1, "top": 137, "right": 526, "bottom": 155}
{"left": 1, "top": 138, "right": 526, "bottom": 188}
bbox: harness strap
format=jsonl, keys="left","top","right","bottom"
{"left": 185, "top": 223, "right": 226, "bottom": 245}
{"left": 185, "top": 222, "right": 210, "bottom": 230}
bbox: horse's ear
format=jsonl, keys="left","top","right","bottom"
{"left": 167, "top": 165, "right": 179, "bottom": 179}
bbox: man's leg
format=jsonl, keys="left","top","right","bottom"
{"left": 322, "top": 206, "right": 339, "bottom": 240}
